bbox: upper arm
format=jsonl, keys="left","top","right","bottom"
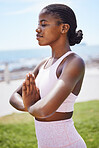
{"left": 60, "top": 55, "right": 85, "bottom": 89}
{"left": 44, "top": 56, "right": 85, "bottom": 113}
{"left": 29, "top": 56, "right": 85, "bottom": 118}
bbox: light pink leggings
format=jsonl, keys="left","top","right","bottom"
{"left": 35, "top": 118, "right": 87, "bottom": 148}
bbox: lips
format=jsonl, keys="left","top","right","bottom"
{"left": 36, "top": 34, "right": 43, "bottom": 40}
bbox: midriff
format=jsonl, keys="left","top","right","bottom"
{"left": 35, "top": 111, "right": 73, "bottom": 122}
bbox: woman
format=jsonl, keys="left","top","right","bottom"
{"left": 10, "top": 4, "right": 87, "bottom": 148}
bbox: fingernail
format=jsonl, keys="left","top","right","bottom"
{"left": 26, "top": 74, "right": 29, "bottom": 77}
{"left": 29, "top": 72, "right": 31, "bottom": 75}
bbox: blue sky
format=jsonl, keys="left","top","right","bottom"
{"left": 0, "top": 0, "right": 99, "bottom": 50}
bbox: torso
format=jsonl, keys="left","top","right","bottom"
{"left": 43, "top": 52, "right": 84, "bottom": 96}
{"left": 34, "top": 51, "right": 84, "bottom": 122}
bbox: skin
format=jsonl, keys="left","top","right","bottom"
{"left": 9, "top": 11, "right": 85, "bottom": 121}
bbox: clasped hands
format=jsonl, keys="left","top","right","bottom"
{"left": 22, "top": 72, "right": 40, "bottom": 111}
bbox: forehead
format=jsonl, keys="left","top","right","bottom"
{"left": 38, "top": 12, "right": 59, "bottom": 23}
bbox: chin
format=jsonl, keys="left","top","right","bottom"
{"left": 38, "top": 42, "right": 49, "bottom": 46}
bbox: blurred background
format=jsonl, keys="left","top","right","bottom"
{"left": 0, "top": 0, "right": 99, "bottom": 116}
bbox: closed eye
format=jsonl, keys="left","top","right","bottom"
{"left": 41, "top": 24, "right": 47, "bottom": 27}
{"left": 38, "top": 23, "right": 49, "bottom": 27}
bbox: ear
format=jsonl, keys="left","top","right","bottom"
{"left": 61, "top": 24, "right": 70, "bottom": 34}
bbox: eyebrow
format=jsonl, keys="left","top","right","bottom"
{"left": 39, "top": 19, "right": 48, "bottom": 23}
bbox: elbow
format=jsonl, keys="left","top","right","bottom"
{"left": 9, "top": 93, "right": 17, "bottom": 107}
{"left": 9, "top": 94, "right": 14, "bottom": 106}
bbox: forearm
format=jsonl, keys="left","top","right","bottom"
{"left": 28, "top": 98, "right": 54, "bottom": 119}
{"left": 9, "top": 93, "right": 27, "bottom": 112}
{"left": 27, "top": 80, "right": 72, "bottom": 118}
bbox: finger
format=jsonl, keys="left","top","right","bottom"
{"left": 29, "top": 73, "right": 36, "bottom": 91}
{"left": 29, "top": 73, "right": 35, "bottom": 82}
{"left": 22, "top": 81, "right": 27, "bottom": 96}
{"left": 32, "top": 73, "right": 35, "bottom": 79}
{"left": 35, "top": 88, "right": 40, "bottom": 101}
{"left": 30, "top": 75, "right": 34, "bottom": 92}
{"left": 36, "top": 87, "right": 40, "bottom": 98}
{"left": 26, "top": 74, "right": 30, "bottom": 94}
{"left": 36, "top": 87, "right": 40, "bottom": 94}
{"left": 29, "top": 73, "right": 37, "bottom": 97}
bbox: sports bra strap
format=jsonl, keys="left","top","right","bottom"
{"left": 53, "top": 51, "right": 74, "bottom": 68}
{"left": 56, "top": 51, "right": 73, "bottom": 63}
{"left": 43, "top": 51, "right": 74, "bottom": 70}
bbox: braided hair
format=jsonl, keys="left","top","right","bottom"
{"left": 41, "top": 4, "right": 83, "bottom": 46}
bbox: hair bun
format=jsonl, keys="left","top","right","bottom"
{"left": 69, "top": 30, "right": 83, "bottom": 46}
{"left": 76, "top": 30, "right": 83, "bottom": 44}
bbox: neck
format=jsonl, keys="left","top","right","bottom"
{"left": 50, "top": 37, "right": 71, "bottom": 59}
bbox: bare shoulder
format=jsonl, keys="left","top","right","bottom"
{"left": 61, "top": 52, "right": 85, "bottom": 80}
{"left": 32, "top": 57, "right": 49, "bottom": 77}
{"left": 70, "top": 53, "right": 85, "bottom": 70}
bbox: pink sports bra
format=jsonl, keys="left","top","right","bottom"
{"left": 35, "top": 51, "right": 77, "bottom": 112}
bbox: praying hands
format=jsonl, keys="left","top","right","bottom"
{"left": 22, "top": 72, "right": 40, "bottom": 111}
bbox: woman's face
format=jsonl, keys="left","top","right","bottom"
{"left": 36, "top": 12, "right": 62, "bottom": 46}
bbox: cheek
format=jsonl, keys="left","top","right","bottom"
{"left": 45, "top": 28, "right": 61, "bottom": 41}
{"left": 38, "top": 27, "right": 61, "bottom": 46}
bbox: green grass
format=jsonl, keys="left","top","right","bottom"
{"left": 0, "top": 100, "right": 99, "bottom": 148}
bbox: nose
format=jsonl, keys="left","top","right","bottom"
{"left": 36, "top": 28, "right": 41, "bottom": 33}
